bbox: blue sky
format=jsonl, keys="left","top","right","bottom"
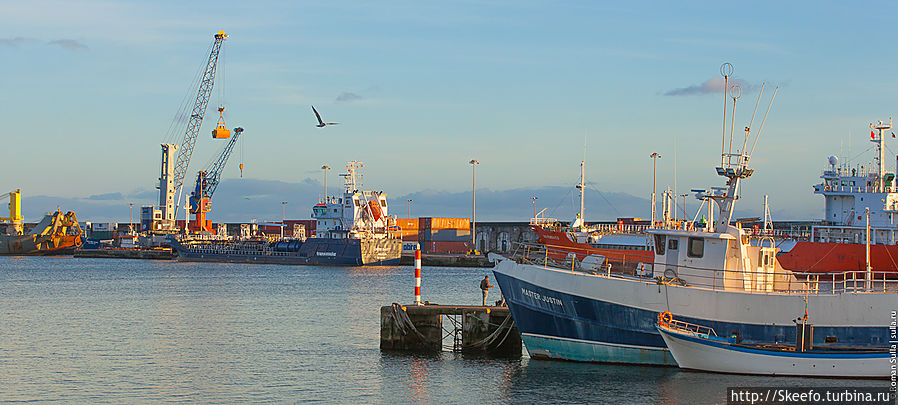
{"left": 2, "top": 0, "right": 897, "bottom": 223}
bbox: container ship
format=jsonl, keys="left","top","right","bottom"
{"left": 169, "top": 161, "right": 401, "bottom": 265}
{"left": 1, "top": 189, "right": 83, "bottom": 255}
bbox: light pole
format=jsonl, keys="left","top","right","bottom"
{"left": 407, "top": 199, "right": 412, "bottom": 219}
{"left": 680, "top": 193, "right": 688, "bottom": 228}
{"left": 281, "top": 201, "right": 287, "bottom": 238}
{"left": 321, "top": 164, "right": 331, "bottom": 203}
{"left": 530, "top": 196, "right": 538, "bottom": 221}
{"left": 470, "top": 159, "right": 480, "bottom": 254}
{"left": 650, "top": 152, "right": 662, "bottom": 227}
{"left": 129, "top": 202, "right": 134, "bottom": 232}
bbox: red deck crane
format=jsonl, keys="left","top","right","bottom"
{"left": 189, "top": 127, "right": 245, "bottom": 233}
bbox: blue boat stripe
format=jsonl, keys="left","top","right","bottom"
{"left": 661, "top": 327, "right": 890, "bottom": 359}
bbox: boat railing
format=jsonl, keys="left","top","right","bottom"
{"left": 590, "top": 223, "right": 651, "bottom": 233}
{"left": 661, "top": 318, "right": 717, "bottom": 337}
{"left": 509, "top": 242, "right": 897, "bottom": 295}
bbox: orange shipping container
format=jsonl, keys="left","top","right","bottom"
{"left": 395, "top": 218, "right": 419, "bottom": 230}
{"left": 419, "top": 217, "right": 470, "bottom": 230}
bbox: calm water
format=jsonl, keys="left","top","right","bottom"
{"left": 0, "top": 256, "right": 887, "bottom": 403}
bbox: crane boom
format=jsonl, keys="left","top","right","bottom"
{"left": 189, "top": 127, "right": 245, "bottom": 232}
{"left": 170, "top": 30, "right": 227, "bottom": 221}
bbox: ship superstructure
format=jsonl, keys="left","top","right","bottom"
{"left": 312, "top": 161, "right": 394, "bottom": 239}
{"left": 813, "top": 119, "right": 897, "bottom": 235}
{"left": 169, "top": 161, "right": 401, "bottom": 266}
{"left": 775, "top": 119, "right": 898, "bottom": 273}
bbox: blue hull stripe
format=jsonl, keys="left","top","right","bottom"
{"left": 660, "top": 327, "right": 890, "bottom": 359}
{"left": 492, "top": 271, "right": 890, "bottom": 364}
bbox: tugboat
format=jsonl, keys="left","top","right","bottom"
{"left": 169, "top": 161, "right": 401, "bottom": 265}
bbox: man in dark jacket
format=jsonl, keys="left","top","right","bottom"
{"left": 480, "top": 275, "right": 493, "bottom": 306}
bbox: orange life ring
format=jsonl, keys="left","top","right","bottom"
{"left": 658, "top": 311, "right": 673, "bottom": 325}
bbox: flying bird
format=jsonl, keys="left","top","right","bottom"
{"left": 311, "top": 105, "right": 339, "bottom": 128}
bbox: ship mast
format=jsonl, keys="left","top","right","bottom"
{"left": 705, "top": 63, "right": 777, "bottom": 233}
{"left": 870, "top": 119, "right": 892, "bottom": 192}
{"left": 577, "top": 160, "right": 585, "bottom": 228}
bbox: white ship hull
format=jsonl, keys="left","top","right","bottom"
{"left": 658, "top": 325, "right": 891, "bottom": 378}
{"left": 492, "top": 258, "right": 894, "bottom": 365}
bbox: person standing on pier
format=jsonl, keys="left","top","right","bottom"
{"left": 480, "top": 275, "right": 494, "bottom": 306}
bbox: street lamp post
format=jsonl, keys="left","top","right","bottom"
{"left": 530, "top": 196, "right": 538, "bottom": 221}
{"left": 321, "top": 165, "right": 331, "bottom": 203}
{"left": 470, "top": 159, "right": 480, "bottom": 254}
{"left": 281, "top": 201, "right": 287, "bottom": 238}
{"left": 407, "top": 199, "right": 412, "bottom": 219}
{"left": 680, "top": 193, "right": 688, "bottom": 228}
{"left": 650, "top": 152, "right": 662, "bottom": 227}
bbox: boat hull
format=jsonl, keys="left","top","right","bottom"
{"left": 658, "top": 326, "right": 891, "bottom": 378}
{"left": 171, "top": 237, "right": 402, "bottom": 266}
{"left": 0, "top": 234, "right": 81, "bottom": 255}
{"left": 778, "top": 241, "right": 898, "bottom": 275}
{"left": 492, "top": 259, "right": 893, "bottom": 365}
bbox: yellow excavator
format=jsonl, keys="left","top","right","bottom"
{"left": 1, "top": 189, "right": 83, "bottom": 255}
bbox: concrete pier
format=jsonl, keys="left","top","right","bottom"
{"left": 380, "top": 303, "right": 521, "bottom": 356}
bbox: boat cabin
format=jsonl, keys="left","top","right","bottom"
{"left": 649, "top": 226, "right": 798, "bottom": 292}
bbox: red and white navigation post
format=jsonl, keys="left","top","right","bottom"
{"left": 414, "top": 244, "right": 422, "bottom": 305}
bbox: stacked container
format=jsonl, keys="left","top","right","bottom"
{"left": 395, "top": 218, "right": 419, "bottom": 241}
{"left": 418, "top": 217, "right": 471, "bottom": 254}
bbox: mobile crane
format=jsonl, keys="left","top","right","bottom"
{"left": 153, "top": 30, "right": 227, "bottom": 232}
{"left": 188, "top": 127, "right": 245, "bottom": 233}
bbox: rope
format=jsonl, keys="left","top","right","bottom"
{"left": 390, "top": 303, "right": 425, "bottom": 341}
{"left": 462, "top": 314, "right": 514, "bottom": 349}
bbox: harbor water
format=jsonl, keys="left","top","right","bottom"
{"left": 0, "top": 256, "right": 887, "bottom": 403}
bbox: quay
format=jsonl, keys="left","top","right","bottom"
{"left": 380, "top": 303, "right": 521, "bottom": 356}
{"left": 399, "top": 253, "right": 493, "bottom": 267}
{"left": 74, "top": 247, "right": 176, "bottom": 260}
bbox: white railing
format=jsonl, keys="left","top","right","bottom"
{"left": 510, "top": 242, "right": 897, "bottom": 295}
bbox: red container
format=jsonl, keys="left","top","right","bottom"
{"left": 420, "top": 240, "right": 470, "bottom": 254}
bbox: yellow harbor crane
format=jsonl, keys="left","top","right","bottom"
{"left": 0, "top": 189, "right": 23, "bottom": 235}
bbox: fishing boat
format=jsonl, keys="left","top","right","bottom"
{"left": 169, "top": 161, "right": 401, "bottom": 265}
{"left": 492, "top": 69, "right": 896, "bottom": 365}
{"left": 529, "top": 161, "right": 655, "bottom": 275}
{"left": 656, "top": 313, "right": 891, "bottom": 378}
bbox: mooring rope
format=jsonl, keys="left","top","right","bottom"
{"left": 463, "top": 314, "right": 514, "bottom": 349}
{"left": 390, "top": 303, "right": 426, "bottom": 341}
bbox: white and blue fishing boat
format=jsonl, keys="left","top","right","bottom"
{"left": 492, "top": 69, "right": 897, "bottom": 365}
{"left": 656, "top": 313, "right": 891, "bottom": 378}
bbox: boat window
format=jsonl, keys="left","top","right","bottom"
{"left": 849, "top": 181, "right": 855, "bottom": 186}
{"left": 668, "top": 239, "right": 678, "bottom": 250}
{"left": 653, "top": 235, "right": 666, "bottom": 255}
{"left": 687, "top": 237, "right": 704, "bottom": 258}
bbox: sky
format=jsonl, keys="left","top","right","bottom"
{"left": 2, "top": 0, "right": 897, "bottom": 224}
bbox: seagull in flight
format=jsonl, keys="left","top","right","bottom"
{"left": 312, "top": 105, "right": 339, "bottom": 128}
